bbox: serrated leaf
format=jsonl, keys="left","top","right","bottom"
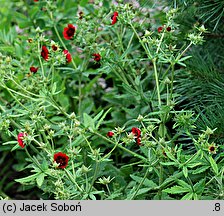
{"left": 181, "top": 192, "right": 193, "bottom": 200}
{"left": 209, "top": 156, "right": 219, "bottom": 175}
{"left": 192, "top": 165, "right": 210, "bottom": 174}
{"left": 15, "top": 173, "right": 40, "bottom": 184}
{"left": 177, "top": 180, "right": 191, "bottom": 189}
{"left": 163, "top": 185, "right": 190, "bottom": 194}
{"left": 194, "top": 179, "right": 205, "bottom": 194}
{"left": 36, "top": 173, "right": 46, "bottom": 187}
{"left": 165, "top": 151, "right": 177, "bottom": 162}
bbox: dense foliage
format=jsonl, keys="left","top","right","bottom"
{"left": 0, "top": 0, "right": 223, "bottom": 200}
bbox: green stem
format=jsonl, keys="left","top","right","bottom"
{"left": 152, "top": 59, "right": 161, "bottom": 107}
{"left": 25, "top": 147, "right": 44, "bottom": 173}
{"left": 169, "top": 63, "right": 175, "bottom": 102}
{"left": 64, "top": 169, "right": 83, "bottom": 192}
{"left": 129, "top": 168, "right": 149, "bottom": 200}
{"left": 0, "top": 103, "right": 21, "bottom": 129}
{"left": 37, "top": 40, "right": 45, "bottom": 78}
{"left": 93, "top": 131, "right": 148, "bottom": 162}
{"left": 88, "top": 160, "right": 99, "bottom": 194}
{"left": 156, "top": 32, "right": 165, "bottom": 54}
{"left": 4, "top": 85, "right": 39, "bottom": 102}
{"left": 4, "top": 87, "right": 30, "bottom": 111}
{"left": 100, "top": 141, "right": 119, "bottom": 162}
{"left": 158, "top": 165, "right": 164, "bottom": 200}
{"left": 82, "top": 134, "right": 94, "bottom": 154}
{"left": 106, "top": 184, "right": 111, "bottom": 197}
{"left": 129, "top": 22, "right": 152, "bottom": 59}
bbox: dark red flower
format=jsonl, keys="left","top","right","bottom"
{"left": 107, "top": 131, "right": 114, "bottom": 138}
{"left": 131, "top": 127, "right": 141, "bottom": 137}
{"left": 111, "top": 11, "right": 118, "bottom": 25}
{"left": 131, "top": 127, "right": 142, "bottom": 146}
{"left": 79, "top": 11, "right": 83, "bottom": 20}
{"left": 41, "top": 46, "right": 49, "bottom": 61}
{"left": 34, "top": 0, "right": 38, "bottom": 2}
{"left": 93, "top": 53, "right": 101, "bottom": 62}
{"left": 63, "top": 50, "right": 72, "bottom": 63}
{"left": 63, "top": 24, "right": 76, "bottom": 40}
{"left": 157, "top": 26, "right": 163, "bottom": 33}
{"left": 17, "top": 132, "right": 27, "bottom": 148}
{"left": 136, "top": 137, "right": 141, "bottom": 146}
{"left": 30, "top": 66, "right": 38, "bottom": 73}
{"left": 52, "top": 44, "right": 59, "bottom": 51}
{"left": 166, "top": 26, "right": 171, "bottom": 32}
{"left": 54, "top": 152, "right": 69, "bottom": 169}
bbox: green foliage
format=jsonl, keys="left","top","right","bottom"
{"left": 0, "top": 0, "right": 223, "bottom": 200}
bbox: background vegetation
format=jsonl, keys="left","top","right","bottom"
{"left": 0, "top": 0, "right": 224, "bottom": 200}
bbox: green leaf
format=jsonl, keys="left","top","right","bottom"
{"left": 209, "top": 156, "right": 219, "bottom": 175}
{"left": 89, "top": 193, "right": 96, "bottom": 200}
{"left": 83, "top": 113, "right": 95, "bottom": 130}
{"left": 181, "top": 192, "right": 193, "bottom": 200}
{"left": 182, "top": 166, "right": 188, "bottom": 178}
{"left": 130, "top": 175, "right": 157, "bottom": 188}
{"left": 163, "top": 185, "right": 190, "bottom": 194}
{"left": 51, "top": 82, "right": 57, "bottom": 95}
{"left": 11, "top": 144, "right": 20, "bottom": 152}
{"left": 95, "top": 108, "right": 111, "bottom": 129}
{"left": 192, "top": 165, "right": 210, "bottom": 174}
{"left": 177, "top": 180, "right": 192, "bottom": 190}
{"left": 165, "top": 150, "right": 178, "bottom": 162}
{"left": 3, "top": 141, "right": 18, "bottom": 145}
{"left": 136, "top": 187, "right": 151, "bottom": 196}
{"left": 36, "top": 173, "right": 46, "bottom": 187}
{"left": 80, "top": 0, "right": 88, "bottom": 7}
{"left": 15, "top": 173, "right": 40, "bottom": 184}
{"left": 160, "top": 162, "right": 177, "bottom": 166}
{"left": 194, "top": 179, "right": 205, "bottom": 194}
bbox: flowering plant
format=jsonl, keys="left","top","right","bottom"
{"left": 0, "top": 0, "right": 222, "bottom": 200}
